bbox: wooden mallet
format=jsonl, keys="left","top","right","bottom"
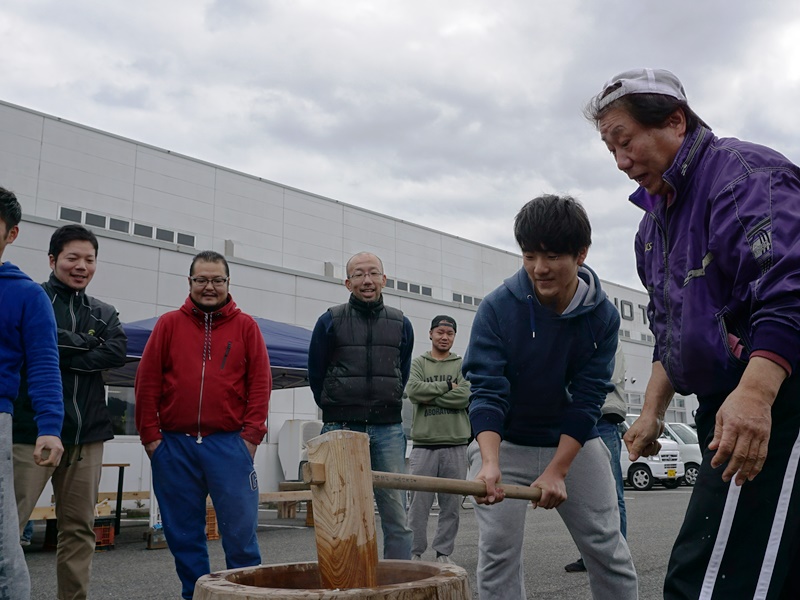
{"left": 302, "top": 430, "right": 541, "bottom": 590}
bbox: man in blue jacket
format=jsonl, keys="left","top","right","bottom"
{"left": 587, "top": 68, "right": 800, "bottom": 599}
{"left": 0, "top": 187, "right": 64, "bottom": 600}
{"left": 464, "top": 195, "right": 637, "bottom": 600}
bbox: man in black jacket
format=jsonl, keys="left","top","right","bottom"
{"left": 13, "top": 224, "right": 127, "bottom": 600}
{"left": 307, "top": 251, "right": 414, "bottom": 559}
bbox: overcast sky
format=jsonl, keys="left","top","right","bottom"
{"left": 3, "top": 1, "right": 800, "bottom": 288}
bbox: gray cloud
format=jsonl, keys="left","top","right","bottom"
{"left": 3, "top": 1, "right": 800, "bottom": 289}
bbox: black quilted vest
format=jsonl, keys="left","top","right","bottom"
{"left": 320, "top": 295, "right": 405, "bottom": 424}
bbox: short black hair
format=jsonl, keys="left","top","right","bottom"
{"left": 0, "top": 187, "right": 22, "bottom": 230}
{"left": 585, "top": 92, "right": 710, "bottom": 134}
{"left": 49, "top": 224, "right": 99, "bottom": 258}
{"left": 190, "top": 250, "right": 230, "bottom": 277}
{"left": 514, "top": 194, "right": 591, "bottom": 256}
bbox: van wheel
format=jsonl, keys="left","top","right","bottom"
{"left": 662, "top": 479, "right": 680, "bottom": 489}
{"left": 682, "top": 463, "right": 699, "bottom": 486}
{"left": 629, "top": 465, "right": 654, "bottom": 491}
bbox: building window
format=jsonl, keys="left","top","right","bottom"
{"left": 385, "top": 278, "right": 395, "bottom": 289}
{"left": 397, "top": 281, "right": 408, "bottom": 292}
{"left": 463, "top": 296, "right": 473, "bottom": 304}
{"left": 133, "top": 223, "right": 153, "bottom": 238}
{"left": 421, "top": 286, "right": 432, "bottom": 297}
{"left": 84, "top": 212, "right": 106, "bottom": 228}
{"left": 453, "top": 293, "right": 462, "bottom": 303}
{"left": 60, "top": 207, "right": 82, "bottom": 223}
{"left": 619, "top": 329, "right": 631, "bottom": 338}
{"left": 156, "top": 228, "right": 175, "bottom": 243}
{"left": 474, "top": 297, "right": 482, "bottom": 306}
{"left": 58, "top": 207, "right": 195, "bottom": 248}
{"left": 109, "top": 218, "right": 129, "bottom": 233}
{"left": 176, "top": 233, "right": 195, "bottom": 247}
{"left": 409, "top": 283, "right": 420, "bottom": 294}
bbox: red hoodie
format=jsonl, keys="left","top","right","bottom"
{"left": 135, "top": 296, "right": 271, "bottom": 446}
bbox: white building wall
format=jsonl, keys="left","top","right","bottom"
{"left": 0, "top": 99, "right": 696, "bottom": 497}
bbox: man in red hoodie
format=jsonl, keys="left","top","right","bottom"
{"left": 135, "top": 250, "right": 271, "bottom": 600}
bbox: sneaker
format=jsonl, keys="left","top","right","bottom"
{"left": 19, "top": 539, "right": 31, "bottom": 547}
{"left": 564, "top": 557, "right": 586, "bottom": 573}
{"left": 436, "top": 555, "right": 454, "bottom": 564}
{"left": 411, "top": 554, "right": 422, "bottom": 561}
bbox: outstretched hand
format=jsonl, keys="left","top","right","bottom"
{"left": 707, "top": 356, "right": 785, "bottom": 485}
{"left": 530, "top": 469, "right": 566, "bottom": 509}
{"left": 473, "top": 463, "right": 506, "bottom": 505}
{"left": 34, "top": 435, "right": 64, "bottom": 467}
{"left": 709, "top": 388, "right": 771, "bottom": 485}
{"left": 623, "top": 414, "right": 663, "bottom": 461}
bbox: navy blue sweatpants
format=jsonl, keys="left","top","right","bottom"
{"left": 151, "top": 431, "right": 261, "bottom": 599}
{"left": 665, "top": 377, "right": 800, "bottom": 600}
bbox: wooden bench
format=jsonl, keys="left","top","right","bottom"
{"left": 39, "top": 484, "right": 315, "bottom": 530}
{"left": 96, "top": 490, "right": 150, "bottom": 502}
{"left": 30, "top": 501, "right": 111, "bottom": 521}
{"left": 262, "top": 482, "right": 314, "bottom": 526}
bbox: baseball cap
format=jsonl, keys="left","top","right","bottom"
{"left": 430, "top": 315, "right": 457, "bottom": 332}
{"left": 596, "top": 68, "right": 687, "bottom": 111}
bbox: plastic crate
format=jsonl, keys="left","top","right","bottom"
{"left": 205, "top": 506, "right": 219, "bottom": 541}
{"left": 94, "top": 517, "right": 115, "bottom": 551}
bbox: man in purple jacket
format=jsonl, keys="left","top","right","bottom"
{"left": 587, "top": 68, "right": 800, "bottom": 599}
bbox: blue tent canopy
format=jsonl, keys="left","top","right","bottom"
{"left": 103, "top": 316, "right": 312, "bottom": 390}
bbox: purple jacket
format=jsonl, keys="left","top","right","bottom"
{"left": 632, "top": 126, "right": 800, "bottom": 400}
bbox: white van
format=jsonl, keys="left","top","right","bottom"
{"left": 619, "top": 419, "right": 684, "bottom": 491}
{"left": 663, "top": 422, "right": 703, "bottom": 486}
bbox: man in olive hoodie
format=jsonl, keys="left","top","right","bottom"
{"left": 406, "top": 315, "right": 471, "bottom": 564}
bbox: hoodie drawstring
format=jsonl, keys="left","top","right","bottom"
{"left": 526, "top": 295, "right": 536, "bottom": 339}
{"left": 585, "top": 314, "right": 598, "bottom": 349}
{"left": 196, "top": 312, "right": 213, "bottom": 443}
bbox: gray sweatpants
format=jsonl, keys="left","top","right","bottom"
{"left": 0, "top": 413, "right": 30, "bottom": 600}
{"left": 408, "top": 445, "right": 468, "bottom": 557}
{"left": 468, "top": 438, "right": 638, "bottom": 600}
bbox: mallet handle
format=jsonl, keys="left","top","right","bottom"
{"left": 371, "top": 470, "right": 542, "bottom": 502}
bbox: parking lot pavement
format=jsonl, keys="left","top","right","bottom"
{"left": 25, "top": 488, "right": 691, "bottom": 599}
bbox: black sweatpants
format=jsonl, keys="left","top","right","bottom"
{"left": 665, "top": 377, "right": 800, "bottom": 600}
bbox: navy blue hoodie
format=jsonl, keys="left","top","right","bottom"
{"left": 464, "top": 264, "right": 619, "bottom": 447}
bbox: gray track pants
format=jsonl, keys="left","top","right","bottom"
{"left": 408, "top": 445, "right": 468, "bottom": 557}
{"left": 468, "top": 437, "right": 638, "bottom": 600}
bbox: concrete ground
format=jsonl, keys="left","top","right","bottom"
{"left": 25, "top": 486, "right": 692, "bottom": 599}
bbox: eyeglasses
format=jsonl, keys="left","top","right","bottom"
{"left": 190, "top": 276, "right": 229, "bottom": 287}
{"left": 348, "top": 271, "right": 383, "bottom": 282}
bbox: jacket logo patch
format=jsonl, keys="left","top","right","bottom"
{"left": 683, "top": 252, "right": 715, "bottom": 286}
{"left": 747, "top": 217, "right": 772, "bottom": 274}
{"left": 645, "top": 242, "right": 653, "bottom": 252}
{"left": 249, "top": 470, "right": 258, "bottom": 491}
